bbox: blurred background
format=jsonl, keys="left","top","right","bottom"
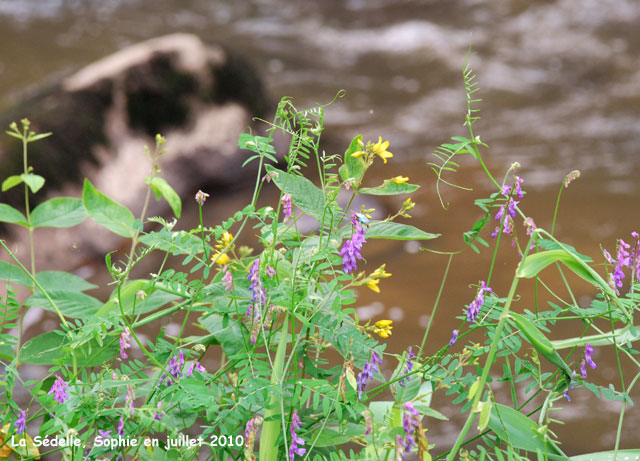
{"left": 1, "top": 0, "right": 639, "bottom": 455}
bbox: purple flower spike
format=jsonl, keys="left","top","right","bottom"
{"left": 402, "top": 402, "right": 420, "bottom": 453}
{"left": 356, "top": 351, "right": 383, "bottom": 399}
{"left": 466, "top": 281, "right": 492, "bottom": 323}
{"left": 117, "top": 418, "right": 125, "bottom": 436}
{"left": 585, "top": 343, "right": 596, "bottom": 370}
{"left": 48, "top": 376, "right": 70, "bottom": 404}
{"left": 120, "top": 327, "right": 131, "bottom": 360}
{"left": 281, "top": 194, "right": 292, "bottom": 220}
{"left": 289, "top": 409, "right": 306, "bottom": 460}
{"left": 449, "top": 329, "right": 459, "bottom": 346}
{"left": 339, "top": 213, "right": 367, "bottom": 274}
{"left": 14, "top": 410, "right": 26, "bottom": 435}
{"left": 399, "top": 347, "right": 416, "bottom": 388}
{"left": 222, "top": 268, "right": 233, "bottom": 292}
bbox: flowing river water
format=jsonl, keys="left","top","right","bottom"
{"left": 1, "top": 0, "right": 640, "bottom": 456}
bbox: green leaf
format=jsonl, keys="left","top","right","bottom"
{"left": 478, "top": 400, "right": 492, "bottom": 431}
{"left": 35, "top": 271, "right": 97, "bottom": 292}
{"left": 509, "top": 312, "right": 573, "bottom": 378}
{"left": 20, "top": 173, "right": 45, "bottom": 193}
{"left": 365, "top": 221, "right": 439, "bottom": 240}
{"left": 31, "top": 197, "right": 87, "bottom": 228}
{"left": 570, "top": 450, "right": 640, "bottom": 460}
{"left": 516, "top": 249, "right": 614, "bottom": 298}
{"left": 339, "top": 135, "right": 366, "bottom": 188}
{"left": 238, "top": 133, "right": 276, "bottom": 155}
{"left": 488, "top": 403, "right": 566, "bottom": 457}
{"left": 265, "top": 165, "right": 326, "bottom": 222}
{"left": 359, "top": 181, "right": 419, "bottom": 196}
{"left": 0, "top": 204, "right": 28, "bottom": 226}
{"left": 200, "top": 314, "right": 249, "bottom": 358}
{"left": 369, "top": 401, "right": 395, "bottom": 424}
{"left": 147, "top": 177, "right": 182, "bottom": 219}
{"left": 98, "top": 280, "right": 179, "bottom": 316}
{"left": 1, "top": 175, "right": 23, "bottom": 192}
{"left": 0, "top": 261, "right": 31, "bottom": 286}
{"left": 82, "top": 178, "right": 136, "bottom": 238}
{"left": 25, "top": 290, "right": 102, "bottom": 318}
{"left": 19, "top": 330, "right": 118, "bottom": 366}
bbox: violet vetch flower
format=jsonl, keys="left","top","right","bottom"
{"left": 491, "top": 179, "right": 523, "bottom": 238}
{"left": 399, "top": 347, "right": 415, "bottom": 388}
{"left": 98, "top": 429, "right": 111, "bottom": 438}
{"left": 119, "top": 327, "right": 131, "bottom": 360}
{"left": 362, "top": 410, "right": 372, "bottom": 436}
{"left": 186, "top": 361, "right": 206, "bottom": 377}
{"left": 117, "top": 418, "right": 125, "bottom": 436}
{"left": 161, "top": 350, "right": 185, "bottom": 386}
{"left": 449, "top": 329, "right": 459, "bottom": 346}
{"left": 247, "top": 258, "right": 266, "bottom": 323}
{"left": 244, "top": 416, "right": 263, "bottom": 461}
{"left": 604, "top": 233, "right": 640, "bottom": 294}
{"left": 222, "top": 267, "right": 233, "bottom": 292}
{"left": 339, "top": 213, "right": 367, "bottom": 274}
{"left": 289, "top": 409, "right": 306, "bottom": 460}
{"left": 14, "top": 410, "right": 26, "bottom": 435}
{"left": 356, "top": 351, "right": 383, "bottom": 399}
{"left": 585, "top": 343, "right": 596, "bottom": 370}
{"left": 153, "top": 402, "right": 164, "bottom": 421}
{"left": 195, "top": 190, "right": 209, "bottom": 206}
{"left": 48, "top": 376, "right": 70, "bottom": 404}
{"left": 281, "top": 193, "right": 292, "bottom": 220}
{"left": 125, "top": 385, "right": 135, "bottom": 415}
{"left": 266, "top": 265, "right": 276, "bottom": 278}
{"left": 402, "top": 402, "right": 420, "bottom": 453}
{"left": 466, "top": 281, "right": 492, "bottom": 323}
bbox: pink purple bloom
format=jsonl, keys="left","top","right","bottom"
{"left": 14, "top": 410, "right": 26, "bottom": 434}
{"left": 267, "top": 265, "right": 276, "bottom": 278}
{"left": 604, "top": 233, "right": 640, "bottom": 294}
{"left": 125, "top": 385, "right": 135, "bottom": 415}
{"left": 117, "top": 418, "right": 125, "bottom": 436}
{"left": 186, "top": 361, "right": 206, "bottom": 377}
{"left": 245, "top": 416, "right": 263, "bottom": 460}
{"left": 402, "top": 402, "right": 420, "bottom": 453}
{"left": 339, "top": 213, "right": 367, "bottom": 274}
{"left": 48, "top": 376, "right": 70, "bottom": 404}
{"left": 281, "top": 194, "right": 292, "bottom": 220}
{"left": 356, "top": 351, "right": 383, "bottom": 399}
{"left": 449, "top": 329, "right": 459, "bottom": 346}
{"left": 491, "top": 179, "right": 523, "bottom": 238}
{"left": 161, "top": 350, "right": 185, "bottom": 386}
{"left": 579, "top": 343, "right": 596, "bottom": 379}
{"left": 466, "top": 281, "right": 492, "bottom": 322}
{"left": 153, "top": 402, "right": 164, "bottom": 421}
{"left": 98, "top": 429, "right": 111, "bottom": 438}
{"left": 289, "top": 409, "right": 306, "bottom": 460}
{"left": 399, "top": 347, "right": 415, "bottom": 388}
{"left": 119, "top": 327, "right": 131, "bottom": 359}
{"left": 362, "top": 410, "right": 372, "bottom": 435}
{"left": 195, "top": 190, "right": 209, "bottom": 206}
{"left": 222, "top": 268, "right": 233, "bottom": 292}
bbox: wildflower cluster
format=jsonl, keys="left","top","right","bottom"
{"left": 281, "top": 193, "right": 292, "bottom": 220}
{"left": 604, "top": 232, "right": 640, "bottom": 294}
{"left": 351, "top": 136, "right": 394, "bottom": 164}
{"left": 401, "top": 402, "right": 420, "bottom": 455}
{"left": 466, "top": 281, "right": 492, "bottom": 322}
{"left": 580, "top": 343, "right": 597, "bottom": 378}
{"left": 364, "top": 264, "right": 392, "bottom": 293}
{"left": 212, "top": 231, "right": 234, "bottom": 265}
{"left": 48, "top": 376, "right": 70, "bottom": 404}
{"left": 356, "top": 351, "right": 383, "bottom": 399}
{"left": 399, "top": 347, "right": 415, "bottom": 387}
{"left": 372, "top": 319, "right": 393, "bottom": 338}
{"left": 491, "top": 177, "right": 524, "bottom": 238}
{"left": 289, "top": 410, "right": 306, "bottom": 460}
{"left": 339, "top": 213, "right": 367, "bottom": 274}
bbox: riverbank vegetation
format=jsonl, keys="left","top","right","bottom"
{"left": 1, "top": 58, "right": 639, "bottom": 460}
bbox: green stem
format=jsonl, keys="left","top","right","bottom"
{"left": 259, "top": 317, "right": 289, "bottom": 460}
{"left": 418, "top": 252, "right": 453, "bottom": 358}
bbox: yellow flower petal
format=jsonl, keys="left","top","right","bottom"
{"left": 392, "top": 176, "right": 409, "bottom": 184}
{"left": 366, "top": 279, "right": 380, "bottom": 293}
{"left": 351, "top": 150, "right": 366, "bottom": 158}
{"left": 375, "top": 319, "right": 393, "bottom": 328}
{"left": 212, "top": 252, "right": 231, "bottom": 265}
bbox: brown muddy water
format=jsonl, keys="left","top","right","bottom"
{"left": 1, "top": 0, "right": 640, "bottom": 456}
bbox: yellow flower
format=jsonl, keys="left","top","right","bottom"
{"left": 212, "top": 252, "right": 231, "bottom": 265}
{"left": 351, "top": 150, "right": 366, "bottom": 158}
{"left": 371, "top": 265, "right": 392, "bottom": 279}
{"left": 216, "top": 232, "right": 234, "bottom": 249}
{"left": 366, "top": 279, "right": 380, "bottom": 293}
{"left": 371, "top": 137, "right": 393, "bottom": 163}
{"left": 391, "top": 176, "right": 409, "bottom": 184}
{"left": 373, "top": 319, "right": 393, "bottom": 338}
